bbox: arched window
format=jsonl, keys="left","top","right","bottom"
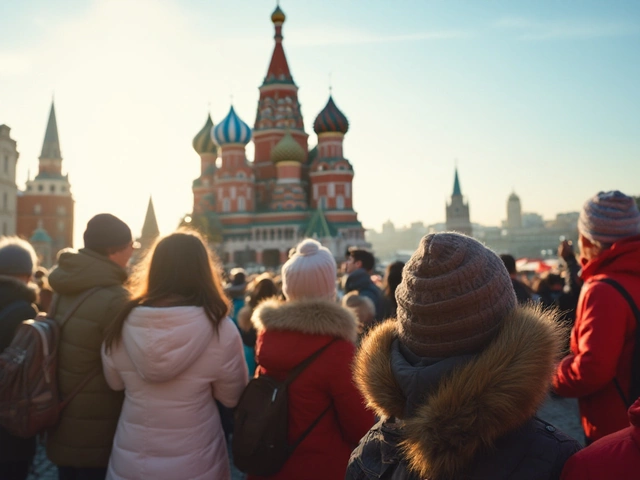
{"left": 238, "top": 197, "right": 246, "bottom": 212}
{"left": 34, "top": 204, "right": 42, "bottom": 214}
{"left": 223, "top": 198, "right": 230, "bottom": 212}
{"left": 336, "top": 195, "right": 344, "bottom": 210}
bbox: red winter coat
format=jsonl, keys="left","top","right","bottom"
{"left": 248, "top": 298, "right": 375, "bottom": 480}
{"left": 554, "top": 235, "right": 640, "bottom": 441}
{"left": 561, "top": 397, "right": 640, "bottom": 479}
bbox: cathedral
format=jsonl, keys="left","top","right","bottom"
{"left": 190, "top": 6, "right": 368, "bottom": 268}
{"left": 445, "top": 168, "right": 472, "bottom": 236}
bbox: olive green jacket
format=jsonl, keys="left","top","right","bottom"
{"left": 46, "top": 248, "right": 129, "bottom": 468}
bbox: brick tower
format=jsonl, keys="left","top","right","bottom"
{"left": 17, "top": 101, "right": 74, "bottom": 253}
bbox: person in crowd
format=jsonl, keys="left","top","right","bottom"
{"left": 381, "top": 261, "right": 404, "bottom": 319}
{"left": 238, "top": 274, "right": 279, "bottom": 349}
{"left": 342, "top": 291, "right": 376, "bottom": 338}
{"left": 500, "top": 253, "right": 532, "bottom": 304}
{"left": 344, "top": 248, "right": 384, "bottom": 322}
{"left": 347, "top": 233, "right": 581, "bottom": 480}
{"left": 249, "top": 239, "right": 374, "bottom": 480}
{"left": 46, "top": 214, "right": 134, "bottom": 480}
{"left": 225, "top": 268, "right": 247, "bottom": 319}
{"left": 0, "top": 238, "right": 39, "bottom": 480}
{"left": 561, "top": 396, "right": 640, "bottom": 479}
{"left": 33, "top": 266, "right": 54, "bottom": 312}
{"left": 557, "top": 239, "right": 583, "bottom": 325}
{"left": 101, "top": 229, "right": 247, "bottom": 480}
{"left": 554, "top": 191, "right": 640, "bottom": 444}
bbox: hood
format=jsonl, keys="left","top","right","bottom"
{"left": 252, "top": 297, "right": 357, "bottom": 343}
{"left": 0, "top": 275, "right": 37, "bottom": 309}
{"left": 345, "top": 268, "right": 375, "bottom": 292}
{"left": 582, "top": 235, "right": 640, "bottom": 281}
{"left": 49, "top": 248, "right": 127, "bottom": 294}
{"left": 122, "top": 306, "right": 214, "bottom": 383}
{"left": 354, "top": 305, "right": 563, "bottom": 480}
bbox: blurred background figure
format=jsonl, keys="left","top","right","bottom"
{"left": 500, "top": 253, "right": 532, "bottom": 304}
{"left": 32, "top": 266, "right": 53, "bottom": 313}
{"left": 381, "top": 261, "right": 404, "bottom": 319}
{"left": 342, "top": 291, "right": 375, "bottom": 338}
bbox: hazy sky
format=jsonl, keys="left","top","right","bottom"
{"left": 1, "top": 0, "right": 639, "bottom": 246}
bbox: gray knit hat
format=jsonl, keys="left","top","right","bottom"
{"left": 0, "top": 237, "right": 37, "bottom": 276}
{"left": 578, "top": 191, "right": 640, "bottom": 246}
{"left": 396, "top": 233, "right": 517, "bottom": 358}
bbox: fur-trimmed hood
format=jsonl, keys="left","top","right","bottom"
{"left": 252, "top": 298, "right": 358, "bottom": 344}
{"left": 354, "top": 305, "right": 564, "bottom": 480}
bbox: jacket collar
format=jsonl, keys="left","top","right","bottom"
{"left": 354, "top": 305, "right": 563, "bottom": 480}
{"left": 251, "top": 298, "right": 358, "bottom": 343}
{"left": 581, "top": 235, "right": 640, "bottom": 281}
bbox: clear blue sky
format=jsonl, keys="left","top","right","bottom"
{"left": 1, "top": 0, "right": 639, "bottom": 246}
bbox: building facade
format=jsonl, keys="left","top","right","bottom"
{"left": 190, "top": 6, "right": 367, "bottom": 268}
{"left": 0, "top": 124, "right": 19, "bottom": 236}
{"left": 17, "top": 101, "right": 74, "bottom": 259}
{"left": 445, "top": 168, "right": 472, "bottom": 236}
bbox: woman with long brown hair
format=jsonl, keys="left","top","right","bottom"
{"left": 101, "top": 229, "right": 248, "bottom": 480}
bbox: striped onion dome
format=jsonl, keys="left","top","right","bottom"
{"left": 212, "top": 106, "right": 252, "bottom": 146}
{"left": 313, "top": 96, "right": 349, "bottom": 134}
{"left": 192, "top": 114, "right": 217, "bottom": 155}
{"left": 271, "top": 131, "right": 305, "bottom": 164}
{"left": 271, "top": 5, "right": 286, "bottom": 23}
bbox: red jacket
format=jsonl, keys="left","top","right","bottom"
{"left": 561, "top": 397, "right": 640, "bottom": 479}
{"left": 248, "top": 298, "right": 375, "bottom": 480}
{"left": 554, "top": 235, "right": 640, "bottom": 441}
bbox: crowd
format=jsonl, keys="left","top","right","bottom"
{"left": 0, "top": 189, "right": 639, "bottom": 480}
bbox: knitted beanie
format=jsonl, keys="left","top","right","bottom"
{"left": 396, "top": 233, "right": 517, "bottom": 358}
{"left": 578, "top": 191, "right": 640, "bottom": 246}
{"left": 0, "top": 237, "right": 37, "bottom": 276}
{"left": 281, "top": 239, "right": 337, "bottom": 301}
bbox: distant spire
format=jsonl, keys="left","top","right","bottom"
{"left": 141, "top": 196, "right": 160, "bottom": 242}
{"left": 452, "top": 168, "right": 462, "bottom": 196}
{"left": 40, "top": 100, "right": 62, "bottom": 160}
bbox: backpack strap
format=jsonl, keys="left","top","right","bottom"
{"left": 57, "top": 287, "right": 102, "bottom": 330}
{"left": 596, "top": 278, "right": 640, "bottom": 408}
{"left": 282, "top": 338, "right": 338, "bottom": 388}
{"left": 53, "top": 287, "right": 104, "bottom": 407}
{"left": 281, "top": 339, "right": 338, "bottom": 453}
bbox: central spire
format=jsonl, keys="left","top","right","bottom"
{"left": 40, "top": 100, "right": 62, "bottom": 160}
{"left": 263, "top": 5, "right": 293, "bottom": 85}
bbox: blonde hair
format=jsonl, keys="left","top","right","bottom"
{"left": 342, "top": 291, "right": 375, "bottom": 332}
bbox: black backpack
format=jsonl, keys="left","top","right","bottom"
{"left": 232, "top": 339, "right": 336, "bottom": 476}
{"left": 597, "top": 278, "right": 640, "bottom": 407}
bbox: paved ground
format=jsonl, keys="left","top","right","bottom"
{"left": 537, "top": 394, "right": 584, "bottom": 445}
{"left": 27, "top": 395, "right": 583, "bottom": 479}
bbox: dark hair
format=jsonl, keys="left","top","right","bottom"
{"left": 500, "top": 254, "right": 516, "bottom": 275}
{"left": 383, "top": 261, "right": 404, "bottom": 300}
{"left": 248, "top": 277, "right": 279, "bottom": 309}
{"left": 104, "top": 229, "right": 230, "bottom": 352}
{"left": 90, "top": 243, "right": 131, "bottom": 257}
{"left": 349, "top": 248, "right": 375, "bottom": 272}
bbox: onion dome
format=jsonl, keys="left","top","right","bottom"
{"left": 30, "top": 226, "right": 52, "bottom": 244}
{"left": 271, "top": 5, "right": 286, "bottom": 23}
{"left": 313, "top": 96, "right": 349, "bottom": 134}
{"left": 192, "top": 114, "right": 217, "bottom": 155}
{"left": 212, "top": 106, "right": 252, "bottom": 146}
{"left": 271, "top": 131, "right": 305, "bottom": 164}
